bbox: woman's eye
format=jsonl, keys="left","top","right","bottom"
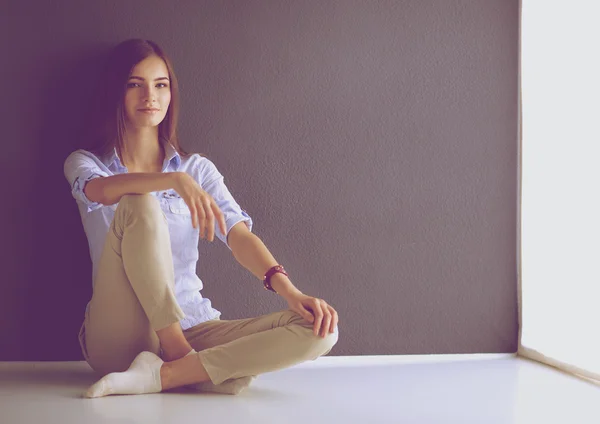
{"left": 127, "top": 83, "right": 168, "bottom": 88}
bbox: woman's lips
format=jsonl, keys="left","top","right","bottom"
{"left": 139, "top": 109, "right": 159, "bottom": 114}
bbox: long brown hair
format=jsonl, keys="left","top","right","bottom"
{"left": 79, "top": 39, "right": 205, "bottom": 160}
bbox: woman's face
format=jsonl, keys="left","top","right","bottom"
{"left": 123, "top": 55, "right": 171, "bottom": 129}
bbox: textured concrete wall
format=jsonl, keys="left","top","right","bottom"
{"left": 0, "top": 0, "right": 519, "bottom": 360}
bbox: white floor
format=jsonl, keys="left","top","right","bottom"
{"left": 1, "top": 354, "right": 599, "bottom": 424}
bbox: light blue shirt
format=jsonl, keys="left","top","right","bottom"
{"left": 63, "top": 142, "right": 253, "bottom": 330}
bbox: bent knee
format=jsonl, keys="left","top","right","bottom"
{"left": 308, "top": 325, "right": 338, "bottom": 358}
{"left": 319, "top": 325, "right": 339, "bottom": 353}
{"left": 119, "top": 193, "right": 160, "bottom": 209}
{"left": 117, "top": 193, "right": 163, "bottom": 218}
{"left": 280, "top": 309, "right": 339, "bottom": 354}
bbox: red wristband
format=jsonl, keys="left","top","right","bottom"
{"left": 263, "top": 265, "right": 288, "bottom": 293}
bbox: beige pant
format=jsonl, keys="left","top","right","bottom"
{"left": 78, "top": 194, "right": 338, "bottom": 385}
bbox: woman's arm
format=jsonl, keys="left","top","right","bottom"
{"left": 229, "top": 221, "right": 339, "bottom": 337}
{"left": 227, "top": 222, "right": 302, "bottom": 299}
{"left": 86, "top": 172, "right": 183, "bottom": 205}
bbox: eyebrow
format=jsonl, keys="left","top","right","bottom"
{"left": 128, "top": 76, "right": 170, "bottom": 82}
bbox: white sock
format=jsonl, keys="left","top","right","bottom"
{"left": 184, "top": 348, "right": 255, "bottom": 395}
{"left": 84, "top": 351, "right": 164, "bottom": 398}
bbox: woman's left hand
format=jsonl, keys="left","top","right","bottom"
{"left": 284, "top": 292, "right": 339, "bottom": 338}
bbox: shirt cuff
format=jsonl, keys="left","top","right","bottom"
{"left": 71, "top": 171, "right": 108, "bottom": 213}
{"left": 221, "top": 212, "right": 253, "bottom": 251}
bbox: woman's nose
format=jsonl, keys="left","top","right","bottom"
{"left": 144, "top": 88, "right": 157, "bottom": 101}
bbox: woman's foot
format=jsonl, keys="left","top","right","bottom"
{"left": 84, "top": 349, "right": 255, "bottom": 397}
{"left": 184, "top": 375, "right": 256, "bottom": 395}
{"left": 84, "top": 351, "right": 164, "bottom": 398}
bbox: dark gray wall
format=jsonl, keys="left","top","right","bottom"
{"left": 0, "top": 0, "right": 519, "bottom": 360}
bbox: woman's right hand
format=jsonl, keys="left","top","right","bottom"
{"left": 172, "top": 172, "right": 227, "bottom": 242}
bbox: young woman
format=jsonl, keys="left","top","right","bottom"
{"left": 63, "top": 39, "right": 339, "bottom": 398}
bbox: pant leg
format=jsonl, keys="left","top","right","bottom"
{"left": 182, "top": 308, "right": 339, "bottom": 385}
{"left": 83, "top": 193, "right": 186, "bottom": 376}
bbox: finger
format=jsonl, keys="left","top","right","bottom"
{"left": 312, "top": 302, "right": 324, "bottom": 337}
{"left": 321, "top": 304, "right": 332, "bottom": 338}
{"left": 321, "top": 314, "right": 331, "bottom": 338}
{"left": 189, "top": 201, "right": 198, "bottom": 229}
{"left": 201, "top": 196, "right": 215, "bottom": 242}
{"left": 299, "top": 304, "right": 314, "bottom": 323}
{"left": 328, "top": 306, "right": 338, "bottom": 333}
{"left": 196, "top": 199, "right": 207, "bottom": 239}
{"left": 316, "top": 299, "right": 329, "bottom": 337}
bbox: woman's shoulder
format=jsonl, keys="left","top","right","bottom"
{"left": 183, "top": 152, "right": 217, "bottom": 172}
{"left": 180, "top": 153, "right": 222, "bottom": 185}
{"left": 64, "top": 148, "right": 104, "bottom": 166}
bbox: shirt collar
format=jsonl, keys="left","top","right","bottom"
{"left": 106, "top": 142, "right": 181, "bottom": 171}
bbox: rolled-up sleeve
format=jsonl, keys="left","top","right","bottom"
{"left": 198, "top": 158, "right": 253, "bottom": 250}
{"left": 63, "top": 150, "right": 110, "bottom": 213}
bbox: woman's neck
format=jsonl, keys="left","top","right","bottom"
{"left": 120, "top": 139, "right": 164, "bottom": 172}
